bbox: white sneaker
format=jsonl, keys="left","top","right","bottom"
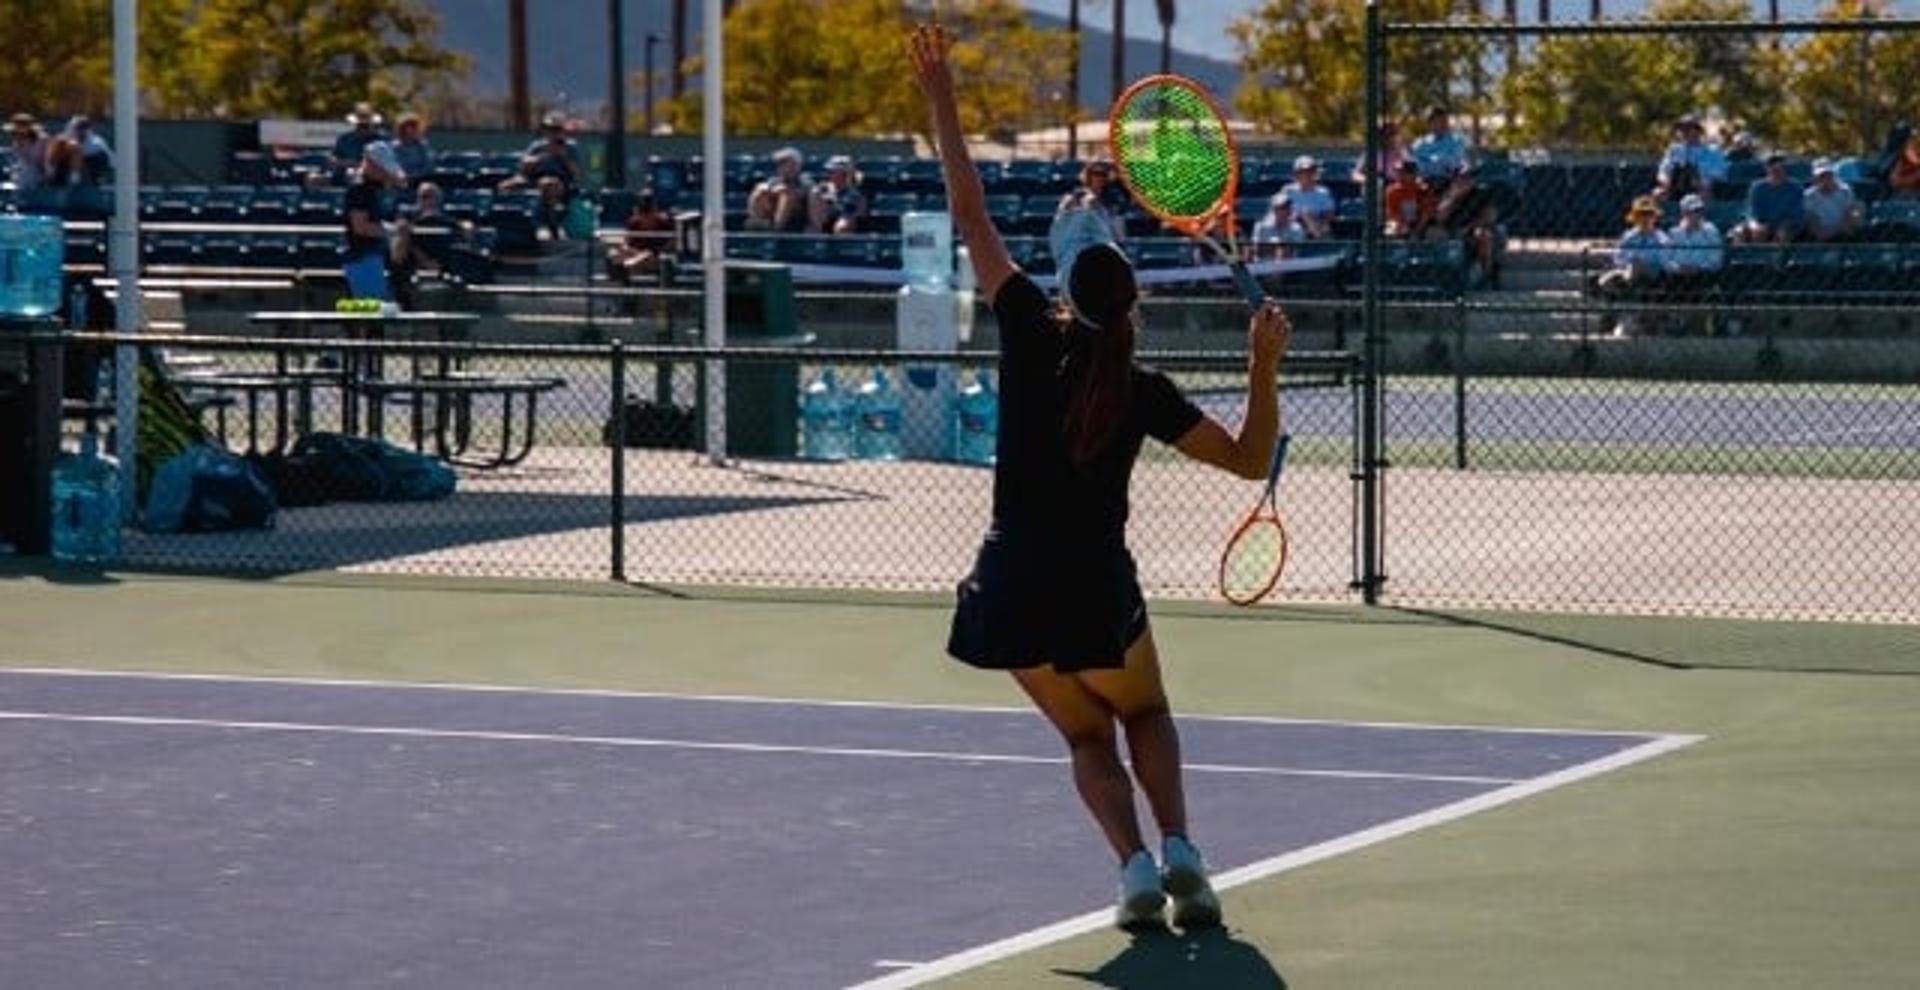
{"left": 1114, "top": 850, "right": 1166, "bottom": 930}
{"left": 1161, "top": 835, "right": 1223, "bottom": 930}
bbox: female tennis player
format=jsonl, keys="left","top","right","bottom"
{"left": 910, "top": 25, "right": 1289, "bottom": 931}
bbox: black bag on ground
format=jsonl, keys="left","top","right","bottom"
{"left": 604, "top": 395, "right": 700, "bottom": 450}
{"left": 287, "top": 433, "right": 456, "bottom": 503}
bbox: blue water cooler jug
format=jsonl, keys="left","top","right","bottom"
{"left": 953, "top": 370, "right": 998, "bottom": 466}
{"left": 50, "top": 432, "right": 123, "bottom": 565}
{"left": 854, "top": 368, "right": 905, "bottom": 461}
{"left": 0, "top": 214, "right": 66, "bottom": 318}
{"left": 800, "top": 368, "right": 855, "bottom": 461}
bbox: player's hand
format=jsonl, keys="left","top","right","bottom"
{"left": 1250, "top": 301, "right": 1289, "bottom": 371}
{"left": 908, "top": 24, "right": 956, "bottom": 106}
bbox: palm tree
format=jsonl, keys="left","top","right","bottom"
{"left": 1155, "top": 0, "right": 1175, "bottom": 76}
{"left": 671, "top": 0, "right": 688, "bottom": 102}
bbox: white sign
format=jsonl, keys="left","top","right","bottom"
{"left": 258, "top": 119, "right": 354, "bottom": 149}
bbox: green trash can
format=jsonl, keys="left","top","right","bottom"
{"left": 704, "top": 261, "right": 812, "bottom": 458}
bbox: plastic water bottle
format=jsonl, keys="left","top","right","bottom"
{"left": 50, "top": 433, "right": 122, "bottom": 565}
{"left": 953, "top": 370, "right": 998, "bottom": 466}
{"left": 0, "top": 214, "right": 66, "bottom": 317}
{"left": 900, "top": 211, "right": 953, "bottom": 291}
{"left": 854, "top": 368, "right": 904, "bottom": 461}
{"left": 800, "top": 368, "right": 854, "bottom": 461}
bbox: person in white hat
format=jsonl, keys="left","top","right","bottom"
{"left": 1280, "top": 155, "right": 1335, "bottom": 239}
{"left": 1250, "top": 191, "right": 1306, "bottom": 259}
{"left": 808, "top": 154, "right": 868, "bottom": 234}
{"left": 745, "top": 146, "right": 808, "bottom": 231}
{"left": 1801, "top": 158, "right": 1860, "bottom": 243}
{"left": 342, "top": 141, "right": 410, "bottom": 301}
{"left": 333, "top": 102, "right": 389, "bottom": 172}
{"left": 1666, "top": 194, "right": 1724, "bottom": 277}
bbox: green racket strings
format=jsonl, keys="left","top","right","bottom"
{"left": 1113, "top": 81, "right": 1233, "bottom": 221}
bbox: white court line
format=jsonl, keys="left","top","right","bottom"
{"left": 0, "top": 711, "right": 1521, "bottom": 786}
{"left": 0, "top": 666, "right": 1666, "bottom": 738}
{"left": 1775, "top": 418, "right": 1920, "bottom": 446}
{"left": 847, "top": 732, "right": 1704, "bottom": 990}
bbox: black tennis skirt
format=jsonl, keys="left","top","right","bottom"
{"left": 945, "top": 536, "right": 1149, "bottom": 673}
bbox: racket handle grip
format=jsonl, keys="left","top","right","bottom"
{"left": 1229, "top": 262, "right": 1267, "bottom": 310}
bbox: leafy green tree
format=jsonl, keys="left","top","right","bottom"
{"left": 1776, "top": 0, "right": 1920, "bottom": 155}
{"left": 667, "top": 0, "right": 1071, "bottom": 140}
{"left": 1228, "top": 0, "right": 1479, "bottom": 141}
{"left": 0, "top": 0, "right": 193, "bottom": 118}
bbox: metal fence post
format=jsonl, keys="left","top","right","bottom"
{"left": 610, "top": 339, "right": 628, "bottom": 581}
{"left": 1453, "top": 296, "right": 1469, "bottom": 471}
{"left": 1358, "top": 0, "right": 1386, "bottom": 605}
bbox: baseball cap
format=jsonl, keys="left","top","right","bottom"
{"left": 1627, "top": 195, "right": 1660, "bottom": 219}
{"left": 1812, "top": 157, "right": 1835, "bottom": 175}
{"left": 1679, "top": 193, "right": 1705, "bottom": 213}
{"left": 772, "top": 146, "right": 803, "bottom": 166}
{"left": 1293, "top": 155, "right": 1319, "bottom": 172}
{"left": 540, "top": 111, "right": 567, "bottom": 130}
{"left": 1269, "top": 192, "right": 1292, "bottom": 209}
{"left": 825, "top": 154, "right": 853, "bottom": 172}
{"left": 1764, "top": 151, "right": 1788, "bottom": 166}
{"left": 9, "top": 112, "right": 38, "bottom": 133}
{"left": 346, "top": 102, "right": 382, "bottom": 126}
{"left": 362, "top": 141, "right": 405, "bottom": 181}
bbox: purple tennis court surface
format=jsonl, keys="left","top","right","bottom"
{"left": 0, "top": 670, "right": 1693, "bottom": 989}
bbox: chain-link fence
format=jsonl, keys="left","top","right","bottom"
{"left": 1351, "top": 9, "right": 1920, "bottom": 621}
{"left": 55, "top": 332, "right": 1360, "bottom": 601}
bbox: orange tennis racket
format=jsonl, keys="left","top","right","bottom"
{"left": 1218, "top": 433, "right": 1291, "bottom": 606}
{"left": 1108, "top": 74, "right": 1266, "bottom": 309}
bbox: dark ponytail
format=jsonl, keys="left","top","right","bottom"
{"left": 1061, "top": 243, "right": 1139, "bottom": 465}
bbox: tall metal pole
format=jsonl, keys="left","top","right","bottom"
{"left": 607, "top": 0, "right": 628, "bottom": 188}
{"left": 1156, "top": 0, "right": 1175, "bottom": 75}
{"left": 672, "top": 0, "right": 689, "bottom": 103}
{"left": 112, "top": 0, "right": 141, "bottom": 520}
{"left": 645, "top": 34, "right": 660, "bottom": 135}
{"left": 702, "top": 0, "right": 726, "bottom": 464}
{"left": 1067, "top": 0, "right": 1080, "bottom": 161}
{"left": 1360, "top": 0, "right": 1385, "bottom": 605}
{"left": 509, "top": 0, "right": 530, "bottom": 130}
{"left": 1110, "top": 0, "right": 1126, "bottom": 112}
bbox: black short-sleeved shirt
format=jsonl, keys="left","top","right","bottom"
{"left": 343, "top": 178, "right": 389, "bottom": 260}
{"left": 988, "top": 272, "right": 1202, "bottom": 554}
{"left": 945, "top": 272, "right": 1203, "bottom": 671}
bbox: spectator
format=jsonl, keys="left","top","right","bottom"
{"left": 1249, "top": 192, "right": 1306, "bottom": 259}
{"left": 1655, "top": 114, "right": 1727, "bottom": 201}
{"left": 333, "top": 102, "right": 388, "bottom": 171}
{"left": 391, "top": 112, "right": 434, "bottom": 182}
{"left": 1890, "top": 134, "right": 1920, "bottom": 199}
{"left": 7, "top": 113, "right": 51, "bottom": 191}
{"left": 501, "top": 111, "right": 585, "bottom": 194}
{"left": 607, "top": 189, "right": 677, "bottom": 281}
{"left": 1664, "top": 193, "right": 1725, "bottom": 335}
{"left": 1352, "top": 119, "right": 1409, "bottom": 187}
{"left": 1281, "top": 155, "right": 1335, "bottom": 239}
{"left": 746, "top": 146, "right": 809, "bottom": 232}
{"left": 1736, "top": 152, "right": 1803, "bottom": 244}
{"left": 342, "top": 141, "right": 408, "bottom": 302}
{"left": 1597, "top": 195, "right": 1670, "bottom": 336}
{"left": 1383, "top": 160, "right": 1438, "bottom": 240}
{"left": 63, "top": 116, "right": 114, "bottom": 186}
{"left": 808, "top": 155, "right": 868, "bottom": 234}
{"left": 1410, "top": 105, "right": 1470, "bottom": 182}
{"left": 1802, "top": 158, "right": 1861, "bottom": 243}
{"left": 1726, "top": 131, "right": 1758, "bottom": 165}
{"left": 1056, "top": 158, "right": 1128, "bottom": 242}
{"left": 1434, "top": 163, "right": 1505, "bottom": 287}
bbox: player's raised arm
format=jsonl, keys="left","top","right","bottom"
{"left": 908, "top": 24, "right": 1016, "bottom": 303}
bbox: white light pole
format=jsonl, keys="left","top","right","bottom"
{"left": 112, "top": 0, "right": 142, "bottom": 519}
{"left": 701, "top": 0, "right": 726, "bottom": 463}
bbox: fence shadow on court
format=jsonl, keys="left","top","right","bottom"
{"left": 1055, "top": 926, "right": 1288, "bottom": 990}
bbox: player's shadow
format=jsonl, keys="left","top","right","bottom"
{"left": 1055, "top": 926, "right": 1288, "bottom": 989}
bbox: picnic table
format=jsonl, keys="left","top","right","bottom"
{"left": 246, "top": 310, "right": 482, "bottom": 438}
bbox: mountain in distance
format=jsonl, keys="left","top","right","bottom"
{"left": 419, "top": 0, "right": 1241, "bottom": 124}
